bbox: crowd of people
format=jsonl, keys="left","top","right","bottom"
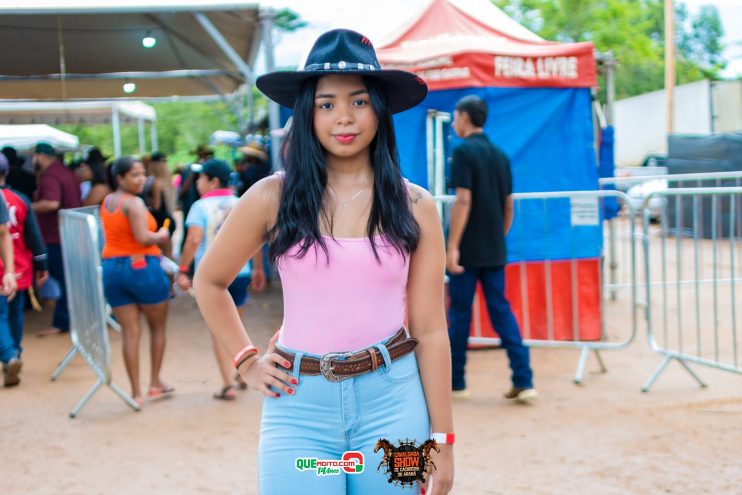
{"left": 0, "top": 137, "right": 272, "bottom": 392}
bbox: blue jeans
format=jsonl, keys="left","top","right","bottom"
{"left": 448, "top": 266, "right": 533, "bottom": 390}
{"left": 47, "top": 244, "right": 70, "bottom": 332}
{"left": 0, "top": 292, "right": 25, "bottom": 363}
{"left": 259, "top": 334, "right": 430, "bottom": 494}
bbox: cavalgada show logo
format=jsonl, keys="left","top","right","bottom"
{"left": 375, "top": 438, "right": 439, "bottom": 487}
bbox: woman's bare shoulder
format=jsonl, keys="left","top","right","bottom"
{"left": 245, "top": 173, "right": 282, "bottom": 204}
{"left": 403, "top": 181, "right": 441, "bottom": 232}
{"left": 404, "top": 180, "right": 435, "bottom": 208}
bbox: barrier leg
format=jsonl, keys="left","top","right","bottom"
{"left": 642, "top": 355, "right": 673, "bottom": 393}
{"left": 109, "top": 381, "right": 142, "bottom": 412}
{"left": 69, "top": 379, "right": 104, "bottom": 418}
{"left": 106, "top": 314, "right": 121, "bottom": 333}
{"left": 574, "top": 347, "right": 590, "bottom": 385}
{"left": 677, "top": 359, "right": 708, "bottom": 389}
{"left": 642, "top": 356, "right": 709, "bottom": 393}
{"left": 594, "top": 350, "right": 608, "bottom": 373}
{"left": 608, "top": 218, "right": 618, "bottom": 301}
{"left": 51, "top": 345, "right": 78, "bottom": 381}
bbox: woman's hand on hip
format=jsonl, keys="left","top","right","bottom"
{"left": 238, "top": 330, "right": 297, "bottom": 398}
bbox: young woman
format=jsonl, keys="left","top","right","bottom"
{"left": 143, "top": 152, "right": 176, "bottom": 258}
{"left": 194, "top": 30, "right": 453, "bottom": 494}
{"left": 101, "top": 157, "right": 173, "bottom": 406}
{"left": 77, "top": 159, "right": 112, "bottom": 207}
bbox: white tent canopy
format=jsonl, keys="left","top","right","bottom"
{"left": 0, "top": 100, "right": 155, "bottom": 125}
{"left": 0, "top": 100, "right": 157, "bottom": 155}
{"left": 0, "top": 1, "right": 261, "bottom": 100}
{"left": 0, "top": 124, "right": 79, "bottom": 150}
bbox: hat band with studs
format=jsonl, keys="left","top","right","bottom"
{"left": 301, "top": 61, "right": 377, "bottom": 72}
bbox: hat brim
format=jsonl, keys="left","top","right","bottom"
{"left": 256, "top": 69, "right": 427, "bottom": 114}
{"left": 191, "top": 148, "right": 215, "bottom": 156}
{"left": 239, "top": 147, "right": 268, "bottom": 161}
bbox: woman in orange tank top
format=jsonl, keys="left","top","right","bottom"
{"left": 101, "top": 156, "right": 173, "bottom": 407}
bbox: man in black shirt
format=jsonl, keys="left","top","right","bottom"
{"left": 446, "top": 95, "right": 536, "bottom": 403}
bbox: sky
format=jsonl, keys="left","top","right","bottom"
{"left": 256, "top": 0, "right": 742, "bottom": 79}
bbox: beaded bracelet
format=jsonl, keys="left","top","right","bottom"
{"left": 236, "top": 353, "right": 259, "bottom": 372}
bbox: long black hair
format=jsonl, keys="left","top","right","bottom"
{"left": 111, "top": 156, "right": 138, "bottom": 189}
{"left": 86, "top": 158, "right": 108, "bottom": 186}
{"left": 268, "top": 76, "right": 420, "bottom": 263}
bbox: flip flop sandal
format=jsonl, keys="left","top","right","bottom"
{"left": 213, "top": 385, "right": 237, "bottom": 401}
{"left": 147, "top": 385, "right": 175, "bottom": 400}
{"left": 234, "top": 372, "right": 248, "bottom": 390}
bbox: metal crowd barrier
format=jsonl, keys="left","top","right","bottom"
{"left": 640, "top": 187, "right": 742, "bottom": 392}
{"left": 54, "top": 207, "right": 139, "bottom": 417}
{"left": 51, "top": 206, "right": 121, "bottom": 383}
{"left": 436, "top": 189, "right": 639, "bottom": 385}
{"left": 600, "top": 171, "right": 742, "bottom": 302}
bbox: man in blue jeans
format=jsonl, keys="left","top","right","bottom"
{"left": 0, "top": 190, "right": 21, "bottom": 386}
{"left": 446, "top": 95, "right": 537, "bottom": 403}
{"left": 31, "top": 143, "right": 81, "bottom": 336}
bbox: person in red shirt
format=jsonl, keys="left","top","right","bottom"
{"left": 0, "top": 153, "right": 47, "bottom": 386}
{"left": 31, "top": 142, "right": 81, "bottom": 336}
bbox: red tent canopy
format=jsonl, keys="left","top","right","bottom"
{"left": 376, "top": 0, "right": 596, "bottom": 90}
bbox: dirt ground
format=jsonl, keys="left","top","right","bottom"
{"left": 1, "top": 280, "right": 740, "bottom": 495}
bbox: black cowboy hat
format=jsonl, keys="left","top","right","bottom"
{"left": 256, "top": 29, "right": 427, "bottom": 114}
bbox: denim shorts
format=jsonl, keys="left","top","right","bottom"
{"left": 102, "top": 256, "right": 170, "bottom": 308}
{"left": 228, "top": 275, "right": 251, "bottom": 308}
{"left": 259, "top": 333, "right": 431, "bottom": 494}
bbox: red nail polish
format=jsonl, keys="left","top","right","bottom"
{"left": 288, "top": 389, "right": 295, "bottom": 395}
{"left": 274, "top": 393, "right": 280, "bottom": 398}
{"left": 284, "top": 361, "right": 291, "bottom": 368}
{"left": 291, "top": 378, "right": 298, "bottom": 385}
{"left": 421, "top": 488, "right": 426, "bottom": 495}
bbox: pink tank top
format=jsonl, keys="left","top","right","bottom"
{"left": 277, "top": 236, "right": 409, "bottom": 355}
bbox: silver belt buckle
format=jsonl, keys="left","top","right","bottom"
{"left": 319, "top": 351, "right": 353, "bottom": 382}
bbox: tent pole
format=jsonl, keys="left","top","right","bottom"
{"left": 0, "top": 69, "right": 234, "bottom": 82}
{"left": 151, "top": 120, "right": 158, "bottom": 152}
{"left": 112, "top": 105, "right": 122, "bottom": 157}
{"left": 261, "top": 9, "right": 280, "bottom": 162}
{"left": 605, "top": 51, "right": 615, "bottom": 126}
{"left": 193, "top": 13, "right": 254, "bottom": 85}
{"left": 137, "top": 117, "right": 145, "bottom": 155}
{"left": 664, "top": 0, "right": 675, "bottom": 134}
{"left": 193, "top": 11, "right": 255, "bottom": 134}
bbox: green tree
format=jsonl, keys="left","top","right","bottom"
{"left": 274, "top": 8, "right": 308, "bottom": 32}
{"left": 59, "top": 100, "right": 244, "bottom": 167}
{"left": 683, "top": 5, "right": 725, "bottom": 75}
{"left": 492, "top": 0, "right": 727, "bottom": 101}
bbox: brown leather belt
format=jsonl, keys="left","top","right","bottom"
{"left": 275, "top": 328, "right": 418, "bottom": 382}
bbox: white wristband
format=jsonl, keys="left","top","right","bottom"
{"left": 431, "top": 432, "right": 455, "bottom": 445}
